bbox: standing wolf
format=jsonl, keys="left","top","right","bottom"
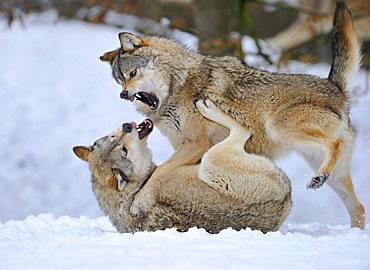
{"left": 100, "top": 0, "right": 365, "bottom": 228}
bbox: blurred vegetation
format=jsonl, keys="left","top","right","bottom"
{"left": 1, "top": 0, "right": 369, "bottom": 69}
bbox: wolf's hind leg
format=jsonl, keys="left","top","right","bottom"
{"left": 195, "top": 98, "right": 251, "bottom": 197}
{"left": 196, "top": 99, "right": 243, "bottom": 197}
{"left": 329, "top": 171, "right": 366, "bottom": 229}
{"left": 283, "top": 127, "right": 343, "bottom": 189}
{"left": 300, "top": 135, "right": 365, "bottom": 229}
{"left": 195, "top": 98, "right": 287, "bottom": 202}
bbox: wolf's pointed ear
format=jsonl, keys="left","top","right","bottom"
{"left": 73, "top": 146, "right": 91, "bottom": 162}
{"left": 119, "top": 32, "right": 145, "bottom": 52}
{"left": 99, "top": 49, "right": 117, "bottom": 63}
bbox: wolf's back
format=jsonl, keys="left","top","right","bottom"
{"left": 328, "top": 0, "right": 362, "bottom": 91}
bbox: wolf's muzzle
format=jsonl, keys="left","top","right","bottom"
{"left": 122, "top": 123, "right": 133, "bottom": 133}
{"left": 120, "top": 91, "right": 129, "bottom": 100}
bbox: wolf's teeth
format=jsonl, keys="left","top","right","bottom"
{"left": 134, "top": 93, "right": 141, "bottom": 99}
{"left": 116, "top": 173, "right": 126, "bottom": 191}
{"left": 137, "top": 127, "right": 142, "bottom": 132}
{"left": 144, "top": 120, "right": 151, "bottom": 128}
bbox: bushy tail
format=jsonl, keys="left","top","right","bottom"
{"left": 328, "top": 0, "right": 362, "bottom": 91}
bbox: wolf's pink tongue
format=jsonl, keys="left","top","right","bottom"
{"left": 130, "top": 96, "right": 135, "bottom": 102}
{"left": 130, "top": 122, "right": 138, "bottom": 128}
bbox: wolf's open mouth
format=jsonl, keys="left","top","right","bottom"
{"left": 133, "top": 92, "right": 159, "bottom": 110}
{"left": 137, "top": 119, "right": 153, "bottom": 140}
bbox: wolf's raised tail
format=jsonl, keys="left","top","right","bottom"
{"left": 328, "top": 0, "right": 362, "bottom": 91}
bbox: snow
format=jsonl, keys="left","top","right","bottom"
{"left": 1, "top": 214, "right": 369, "bottom": 270}
{"left": 0, "top": 11, "right": 369, "bottom": 269}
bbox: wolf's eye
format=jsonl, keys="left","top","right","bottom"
{"left": 122, "top": 146, "right": 128, "bottom": 156}
{"left": 129, "top": 69, "right": 137, "bottom": 78}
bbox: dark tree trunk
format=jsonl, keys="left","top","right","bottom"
{"left": 193, "top": 0, "right": 242, "bottom": 56}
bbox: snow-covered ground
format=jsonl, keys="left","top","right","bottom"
{"left": 1, "top": 214, "right": 369, "bottom": 270}
{"left": 0, "top": 11, "right": 369, "bottom": 269}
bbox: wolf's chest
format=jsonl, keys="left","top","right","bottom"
{"left": 159, "top": 104, "right": 182, "bottom": 131}
{"left": 151, "top": 104, "right": 182, "bottom": 147}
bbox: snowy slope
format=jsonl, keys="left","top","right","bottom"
{"left": 0, "top": 11, "right": 369, "bottom": 269}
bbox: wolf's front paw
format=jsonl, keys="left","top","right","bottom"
{"left": 130, "top": 188, "right": 154, "bottom": 216}
{"left": 307, "top": 173, "right": 329, "bottom": 190}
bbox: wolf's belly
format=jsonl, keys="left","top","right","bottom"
{"left": 244, "top": 131, "right": 282, "bottom": 159}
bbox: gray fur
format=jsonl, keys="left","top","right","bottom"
{"left": 73, "top": 102, "right": 292, "bottom": 233}
{"left": 101, "top": 1, "right": 365, "bottom": 229}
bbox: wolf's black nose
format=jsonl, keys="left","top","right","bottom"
{"left": 122, "top": 123, "right": 133, "bottom": 133}
{"left": 120, "top": 91, "right": 129, "bottom": 100}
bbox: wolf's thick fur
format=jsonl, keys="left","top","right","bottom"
{"left": 73, "top": 99, "right": 292, "bottom": 233}
{"left": 100, "top": 0, "right": 365, "bottom": 228}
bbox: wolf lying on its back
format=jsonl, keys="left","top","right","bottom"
{"left": 73, "top": 99, "right": 291, "bottom": 233}
{"left": 100, "top": 0, "right": 365, "bottom": 228}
